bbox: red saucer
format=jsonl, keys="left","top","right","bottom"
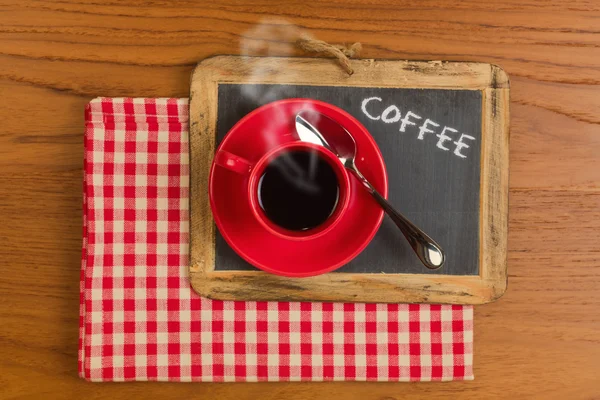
{"left": 209, "top": 99, "right": 388, "bottom": 277}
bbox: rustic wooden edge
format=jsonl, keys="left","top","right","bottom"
{"left": 189, "top": 60, "right": 217, "bottom": 275}
{"left": 479, "top": 65, "right": 510, "bottom": 302}
{"left": 189, "top": 56, "right": 509, "bottom": 305}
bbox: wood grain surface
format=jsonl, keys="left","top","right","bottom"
{"left": 1, "top": 0, "right": 598, "bottom": 399}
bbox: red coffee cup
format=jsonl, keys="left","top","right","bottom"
{"left": 213, "top": 141, "right": 351, "bottom": 241}
{"left": 208, "top": 98, "right": 387, "bottom": 277}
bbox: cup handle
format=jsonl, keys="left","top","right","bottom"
{"left": 214, "top": 150, "right": 253, "bottom": 175}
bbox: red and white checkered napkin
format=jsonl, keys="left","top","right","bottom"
{"left": 79, "top": 97, "right": 474, "bottom": 382}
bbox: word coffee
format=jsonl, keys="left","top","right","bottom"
{"left": 361, "top": 97, "right": 476, "bottom": 159}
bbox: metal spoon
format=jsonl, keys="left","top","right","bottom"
{"left": 295, "top": 111, "right": 445, "bottom": 270}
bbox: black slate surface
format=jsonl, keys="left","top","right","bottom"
{"left": 213, "top": 84, "right": 481, "bottom": 275}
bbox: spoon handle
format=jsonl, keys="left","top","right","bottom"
{"left": 348, "top": 165, "right": 445, "bottom": 270}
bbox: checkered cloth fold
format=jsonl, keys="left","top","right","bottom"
{"left": 79, "top": 97, "right": 474, "bottom": 382}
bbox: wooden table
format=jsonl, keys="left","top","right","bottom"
{"left": 1, "top": 1, "right": 598, "bottom": 399}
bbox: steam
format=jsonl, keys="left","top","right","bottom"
{"left": 239, "top": 19, "right": 324, "bottom": 193}
{"left": 239, "top": 19, "right": 309, "bottom": 103}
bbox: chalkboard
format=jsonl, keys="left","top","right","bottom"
{"left": 188, "top": 56, "right": 509, "bottom": 304}
{"left": 214, "top": 84, "right": 482, "bottom": 275}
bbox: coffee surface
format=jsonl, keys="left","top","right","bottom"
{"left": 258, "top": 150, "right": 339, "bottom": 231}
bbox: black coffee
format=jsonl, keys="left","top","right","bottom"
{"left": 258, "top": 150, "right": 339, "bottom": 231}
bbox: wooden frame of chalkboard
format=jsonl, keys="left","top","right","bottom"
{"left": 189, "top": 56, "right": 509, "bottom": 305}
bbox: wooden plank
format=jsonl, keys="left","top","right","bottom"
{"left": 189, "top": 63, "right": 218, "bottom": 275}
{"left": 479, "top": 73, "right": 510, "bottom": 297}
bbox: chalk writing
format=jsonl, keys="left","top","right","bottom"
{"left": 399, "top": 111, "right": 422, "bottom": 133}
{"left": 436, "top": 126, "right": 456, "bottom": 151}
{"left": 361, "top": 97, "right": 382, "bottom": 120}
{"left": 360, "top": 97, "right": 476, "bottom": 159}
{"left": 382, "top": 105, "right": 401, "bottom": 123}
{"left": 454, "top": 134, "right": 475, "bottom": 158}
{"left": 418, "top": 118, "right": 439, "bottom": 140}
